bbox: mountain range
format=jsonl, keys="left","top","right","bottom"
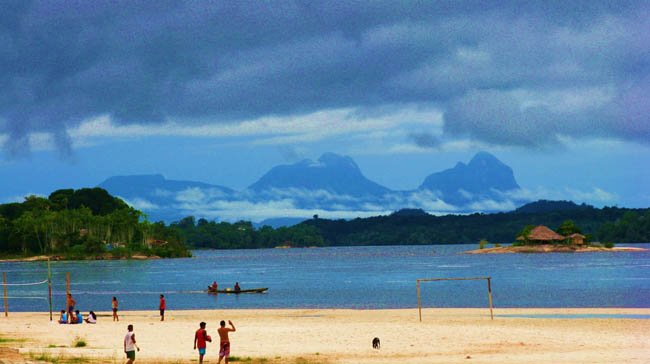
{"left": 98, "top": 151, "right": 525, "bottom": 224}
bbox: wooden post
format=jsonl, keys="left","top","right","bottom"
{"left": 48, "top": 259, "right": 53, "bottom": 321}
{"left": 487, "top": 277, "right": 494, "bottom": 320}
{"left": 2, "top": 272, "right": 7, "bottom": 317}
{"left": 416, "top": 277, "right": 495, "bottom": 321}
{"left": 417, "top": 279, "right": 422, "bottom": 322}
{"left": 66, "top": 272, "right": 70, "bottom": 295}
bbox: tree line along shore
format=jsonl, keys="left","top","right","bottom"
{"left": 1, "top": 189, "right": 649, "bottom": 260}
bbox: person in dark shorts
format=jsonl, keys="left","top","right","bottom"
{"left": 124, "top": 324, "right": 140, "bottom": 364}
{"left": 159, "top": 294, "right": 166, "bottom": 321}
{"left": 66, "top": 293, "right": 76, "bottom": 323}
{"left": 112, "top": 296, "right": 119, "bottom": 321}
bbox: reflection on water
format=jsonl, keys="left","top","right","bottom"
{"left": 1, "top": 243, "right": 649, "bottom": 311}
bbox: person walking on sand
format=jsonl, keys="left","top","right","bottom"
{"left": 112, "top": 296, "right": 119, "bottom": 321}
{"left": 194, "top": 321, "right": 211, "bottom": 364}
{"left": 159, "top": 294, "right": 166, "bottom": 321}
{"left": 124, "top": 324, "right": 140, "bottom": 364}
{"left": 66, "top": 293, "right": 76, "bottom": 323}
{"left": 217, "top": 320, "right": 236, "bottom": 364}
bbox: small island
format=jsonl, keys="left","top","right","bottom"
{"left": 0, "top": 188, "right": 191, "bottom": 261}
{"left": 466, "top": 222, "right": 648, "bottom": 254}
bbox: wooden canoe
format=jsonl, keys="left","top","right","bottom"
{"left": 207, "top": 287, "right": 268, "bottom": 294}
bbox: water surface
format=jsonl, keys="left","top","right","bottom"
{"left": 1, "top": 244, "right": 648, "bottom": 312}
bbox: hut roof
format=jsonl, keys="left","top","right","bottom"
{"left": 568, "top": 233, "right": 586, "bottom": 238}
{"left": 528, "top": 226, "right": 565, "bottom": 241}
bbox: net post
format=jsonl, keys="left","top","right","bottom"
{"left": 487, "top": 277, "right": 493, "bottom": 320}
{"left": 417, "top": 279, "right": 422, "bottom": 322}
{"left": 2, "top": 272, "right": 7, "bottom": 317}
{"left": 66, "top": 272, "right": 70, "bottom": 295}
{"left": 48, "top": 259, "right": 53, "bottom": 321}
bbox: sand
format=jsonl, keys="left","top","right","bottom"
{"left": 1, "top": 308, "right": 649, "bottom": 363}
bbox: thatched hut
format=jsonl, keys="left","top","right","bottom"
{"left": 522, "top": 225, "right": 566, "bottom": 244}
{"left": 568, "top": 233, "right": 586, "bottom": 245}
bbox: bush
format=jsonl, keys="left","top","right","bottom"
{"left": 604, "top": 241, "right": 615, "bottom": 249}
{"left": 479, "top": 239, "right": 488, "bottom": 249}
{"left": 110, "top": 246, "right": 131, "bottom": 259}
{"left": 73, "top": 336, "right": 87, "bottom": 347}
{"left": 65, "top": 245, "right": 87, "bottom": 260}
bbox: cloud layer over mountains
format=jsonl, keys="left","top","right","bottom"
{"left": 1, "top": 1, "right": 648, "bottom": 155}
{"left": 98, "top": 152, "right": 527, "bottom": 223}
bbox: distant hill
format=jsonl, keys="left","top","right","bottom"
{"left": 390, "top": 208, "right": 429, "bottom": 217}
{"left": 99, "top": 174, "right": 234, "bottom": 196}
{"left": 515, "top": 200, "right": 587, "bottom": 214}
{"left": 98, "top": 174, "right": 235, "bottom": 222}
{"left": 301, "top": 201, "right": 650, "bottom": 246}
{"left": 254, "top": 217, "right": 308, "bottom": 229}
{"left": 248, "top": 153, "right": 391, "bottom": 197}
{"left": 419, "top": 151, "right": 520, "bottom": 205}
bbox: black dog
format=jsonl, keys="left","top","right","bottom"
{"left": 372, "top": 337, "right": 380, "bottom": 349}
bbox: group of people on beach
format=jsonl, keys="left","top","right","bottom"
{"left": 114, "top": 295, "right": 165, "bottom": 322}
{"left": 60, "top": 293, "right": 167, "bottom": 325}
{"left": 123, "top": 319, "right": 236, "bottom": 364}
{"left": 194, "top": 320, "right": 236, "bottom": 364}
{"left": 58, "top": 293, "right": 97, "bottom": 324}
{"left": 60, "top": 292, "right": 237, "bottom": 363}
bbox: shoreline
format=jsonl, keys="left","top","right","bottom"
{"left": 465, "top": 245, "right": 648, "bottom": 254}
{"left": 0, "top": 254, "right": 162, "bottom": 262}
{"left": 1, "top": 308, "right": 649, "bottom": 363}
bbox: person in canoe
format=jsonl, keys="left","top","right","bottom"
{"left": 234, "top": 282, "right": 240, "bottom": 293}
{"left": 210, "top": 281, "right": 218, "bottom": 291}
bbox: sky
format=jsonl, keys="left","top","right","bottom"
{"left": 1, "top": 1, "right": 649, "bottom": 214}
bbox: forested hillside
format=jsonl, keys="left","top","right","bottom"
{"left": 299, "top": 201, "right": 650, "bottom": 246}
{"left": 0, "top": 188, "right": 190, "bottom": 259}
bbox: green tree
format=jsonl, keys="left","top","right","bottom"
{"left": 557, "top": 220, "right": 581, "bottom": 236}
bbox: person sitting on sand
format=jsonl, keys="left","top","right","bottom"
{"left": 217, "top": 320, "right": 236, "bottom": 364}
{"left": 70, "top": 310, "right": 78, "bottom": 324}
{"left": 234, "top": 282, "right": 240, "bottom": 293}
{"left": 85, "top": 311, "right": 97, "bottom": 324}
{"left": 75, "top": 310, "right": 83, "bottom": 324}
{"left": 58, "top": 310, "right": 67, "bottom": 324}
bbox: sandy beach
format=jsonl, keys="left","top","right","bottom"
{"left": 1, "top": 308, "right": 649, "bottom": 363}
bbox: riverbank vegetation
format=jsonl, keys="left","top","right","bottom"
{"left": 296, "top": 201, "right": 650, "bottom": 247}
{"left": 0, "top": 188, "right": 190, "bottom": 259}
{"left": 2, "top": 192, "right": 649, "bottom": 256}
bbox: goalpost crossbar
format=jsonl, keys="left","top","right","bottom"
{"left": 416, "top": 276, "right": 494, "bottom": 321}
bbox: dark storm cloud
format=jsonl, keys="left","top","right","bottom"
{"left": 408, "top": 132, "right": 441, "bottom": 149}
{"left": 0, "top": 0, "right": 648, "bottom": 154}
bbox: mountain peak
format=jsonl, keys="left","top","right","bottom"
{"left": 419, "top": 152, "right": 520, "bottom": 206}
{"left": 248, "top": 153, "right": 390, "bottom": 196}
{"left": 317, "top": 153, "right": 358, "bottom": 169}
{"left": 469, "top": 151, "right": 503, "bottom": 166}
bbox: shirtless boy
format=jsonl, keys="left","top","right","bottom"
{"left": 217, "top": 320, "right": 236, "bottom": 364}
{"left": 66, "top": 293, "right": 76, "bottom": 323}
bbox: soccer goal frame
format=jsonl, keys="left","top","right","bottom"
{"left": 416, "top": 276, "right": 494, "bottom": 321}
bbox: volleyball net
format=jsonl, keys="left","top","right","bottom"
{"left": 2, "top": 269, "right": 53, "bottom": 320}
